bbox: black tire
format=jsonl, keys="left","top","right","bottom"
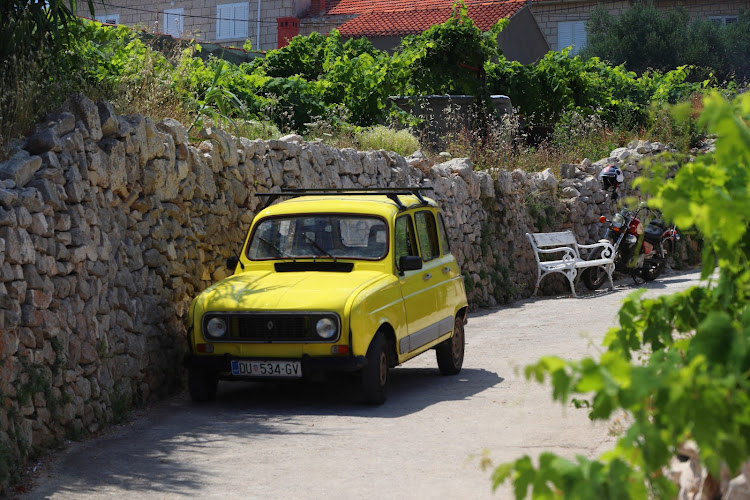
{"left": 436, "top": 316, "right": 465, "bottom": 375}
{"left": 188, "top": 368, "right": 218, "bottom": 402}
{"left": 582, "top": 247, "right": 609, "bottom": 291}
{"left": 641, "top": 256, "right": 665, "bottom": 281}
{"left": 362, "top": 332, "right": 388, "bottom": 405}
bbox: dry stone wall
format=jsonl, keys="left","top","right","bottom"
{"left": 0, "top": 94, "right": 674, "bottom": 487}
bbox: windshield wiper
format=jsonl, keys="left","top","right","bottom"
{"left": 302, "top": 233, "right": 336, "bottom": 261}
{"left": 258, "top": 236, "right": 293, "bottom": 259}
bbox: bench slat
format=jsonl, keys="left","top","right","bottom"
{"left": 531, "top": 231, "right": 577, "bottom": 248}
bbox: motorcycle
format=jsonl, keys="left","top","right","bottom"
{"left": 583, "top": 205, "right": 679, "bottom": 290}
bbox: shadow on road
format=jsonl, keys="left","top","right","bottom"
{"left": 27, "top": 367, "right": 503, "bottom": 498}
{"left": 212, "top": 366, "right": 504, "bottom": 418}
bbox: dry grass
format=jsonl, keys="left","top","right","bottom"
{"left": 0, "top": 55, "right": 59, "bottom": 160}
{"left": 435, "top": 109, "right": 638, "bottom": 175}
{"left": 106, "top": 42, "right": 192, "bottom": 125}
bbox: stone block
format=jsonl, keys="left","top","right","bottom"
{"left": 0, "top": 151, "right": 43, "bottom": 188}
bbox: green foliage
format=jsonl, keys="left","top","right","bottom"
{"left": 525, "top": 192, "right": 558, "bottom": 232}
{"left": 355, "top": 126, "right": 419, "bottom": 157}
{"left": 0, "top": 0, "right": 95, "bottom": 64}
{"left": 0, "top": 2, "right": 728, "bottom": 161}
{"left": 582, "top": 2, "right": 750, "bottom": 83}
{"left": 486, "top": 50, "right": 702, "bottom": 132}
{"left": 494, "top": 92, "right": 750, "bottom": 498}
{"left": 187, "top": 59, "right": 248, "bottom": 137}
{"left": 396, "top": 1, "right": 506, "bottom": 96}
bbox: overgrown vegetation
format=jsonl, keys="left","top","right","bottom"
{"left": 0, "top": 0, "right": 726, "bottom": 166}
{"left": 492, "top": 92, "right": 750, "bottom": 498}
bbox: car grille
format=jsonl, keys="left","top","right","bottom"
{"left": 234, "top": 315, "right": 310, "bottom": 341}
{"left": 201, "top": 313, "right": 340, "bottom": 343}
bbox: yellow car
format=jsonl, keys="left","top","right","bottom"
{"left": 184, "top": 187, "right": 469, "bottom": 404}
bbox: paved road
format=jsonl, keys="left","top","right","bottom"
{"left": 22, "top": 269, "right": 704, "bottom": 500}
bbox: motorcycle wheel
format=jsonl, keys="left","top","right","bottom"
{"left": 582, "top": 248, "right": 608, "bottom": 290}
{"left": 641, "top": 256, "right": 665, "bottom": 281}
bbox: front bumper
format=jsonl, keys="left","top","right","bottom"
{"left": 183, "top": 353, "right": 368, "bottom": 378}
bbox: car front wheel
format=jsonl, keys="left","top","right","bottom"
{"left": 436, "top": 315, "right": 465, "bottom": 375}
{"left": 362, "top": 332, "right": 388, "bottom": 405}
{"left": 188, "top": 368, "right": 218, "bottom": 402}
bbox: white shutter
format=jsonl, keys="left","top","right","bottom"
{"left": 217, "top": 4, "right": 232, "bottom": 39}
{"left": 573, "top": 21, "right": 587, "bottom": 53}
{"left": 218, "top": 3, "right": 249, "bottom": 39}
{"left": 233, "top": 3, "right": 249, "bottom": 39}
{"left": 558, "top": 21, "right": 586, "bottom": 55}
{"left": 558, "top": 22, "right": 572, "bottom": 52}
{"left": 164, "top": 9, "right": 183, "bottom": 38}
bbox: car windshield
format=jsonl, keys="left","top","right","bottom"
{"left": 246, "top": 214, "right": 388, "bottom": 260}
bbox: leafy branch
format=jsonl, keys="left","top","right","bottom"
{"left": 493, "top": 92, "right": 750, "bottom": 498}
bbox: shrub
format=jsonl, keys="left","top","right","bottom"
{"left": 582, "top": 2, "right": 750, "bottom": 83}
{"left": 356, "top": 126, "right": 420, "bottom": 157}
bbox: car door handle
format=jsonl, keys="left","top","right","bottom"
{"left": 422, "top": 273, "right": 432, "bottom": 281}
{"left": 442, "top": 266, "right": 451, "bottom": 274}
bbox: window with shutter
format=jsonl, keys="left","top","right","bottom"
{"left": 164, "top": 8, "right": 184, "bottom": 38}
{"left": 558, "top": 22, "right": 572, "bottom": 51}
{"left": 95, "top": 14, "right": 120, "bottom": 25}
{"left": 217, "top": 2, "right": 249, "bottom": 40}
{"left": 558, "top": 20, "right": 587, "bottom": 55}
{"left": 709, "top": 15, "right": 739, "bottom": 26}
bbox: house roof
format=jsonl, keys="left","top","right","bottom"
{"left": 329, "top": 0, "right": 522, "bottom": 15}
{"left": 334, "top": 1, "right": 528, "bottom": 37}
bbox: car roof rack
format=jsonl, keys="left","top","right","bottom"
{"left": 256, "top": 187, "right": 434, "bottom": 210}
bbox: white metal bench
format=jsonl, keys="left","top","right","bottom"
{"left": 526, "top": 231, "right": 615, "bottom": 297}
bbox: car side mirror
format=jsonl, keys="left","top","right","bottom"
{"left": 226, "top": 256, "right": 239, "bottom": 271}
{"left": 399, "top": 255, "right": 423, "bottom": 273}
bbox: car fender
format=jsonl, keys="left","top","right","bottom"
{"left": 346, "top": 274, "right": 406, "bottom": 357}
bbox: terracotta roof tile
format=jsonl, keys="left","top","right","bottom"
{"left": 329, "top": 0, "right": 524, "bottom": 15}
{"left": 336, "top": 2, "right": 526, "bottom": 37}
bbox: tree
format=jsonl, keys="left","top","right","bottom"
{"left": 0, "top": 0, "right": 95, "bottom": 63}
{"left": 395, "top": 0, "right": 506, "bottom": 97}
{"left": 582, "top": 1, "right": 750, "bottom": 83}
{"left": 581, "top": 1, "right": 688, "bottom": 75}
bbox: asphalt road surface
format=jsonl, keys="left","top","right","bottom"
{"left": 22, "top": 269, "right": 704, "bottom": 500}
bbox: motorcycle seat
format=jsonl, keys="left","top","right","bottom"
{"left": 644, "top": 224, "right": 663, "bottom": 244}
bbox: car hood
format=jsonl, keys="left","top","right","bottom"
{"left": 197, "top": 269, "right": 386, "bottom": 312}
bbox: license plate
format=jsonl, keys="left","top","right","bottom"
{"left": 230, "top": 360, "right": 302, "bottom": 378}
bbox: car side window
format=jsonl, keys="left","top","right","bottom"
{"left": 395, "top": 215, "right": 418, "bottom": 269}
{"left": 414, "top": 210, "right": 440, "bottom": 262}
{"left": 437, "top": 212, "right": 451, "bottom": 255}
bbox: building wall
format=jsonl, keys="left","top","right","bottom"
{"left": 78, "top": 0, "right": 311, "bottom": 51}
{"left": 300, "top": 15, "right": 356, "bottom": 37}
{"left": 532, "top": 0, "right": 749, "bottom": 52}
{"left": 498, "top": 7, "right": 550, "bottom": 64}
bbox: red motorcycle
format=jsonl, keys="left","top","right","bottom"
{"left": 583, "top": 205, "right": 679, "bottom": 290}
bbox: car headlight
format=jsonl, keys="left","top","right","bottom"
{"left": 316, "top": 317, "right": 337, "bottom": 339}
{"left": 205, "top": 317, "right": 228, "bottom": 339}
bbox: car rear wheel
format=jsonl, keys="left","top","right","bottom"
{"left": 188, "top": 368, "right": 218, "bottom": 402}
{"left": 436, "top": 315, "right": 465, "bottom": 375}
{"left": 362, "top": 332, "right": 388, "bottom": 405}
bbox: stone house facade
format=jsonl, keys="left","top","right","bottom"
{"left": 77, "top": 0, "right": 312, "bottom": 51}
{"left": 531, "top": 0, "right": 749, "bottom": 55}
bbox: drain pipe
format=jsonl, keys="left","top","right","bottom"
{"left": 256, "top": 0, "right": 261, "bottom": 49}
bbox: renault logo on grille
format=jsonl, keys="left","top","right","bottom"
{"left": 266, "top": 320, "right": 274, "bottom": 331}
